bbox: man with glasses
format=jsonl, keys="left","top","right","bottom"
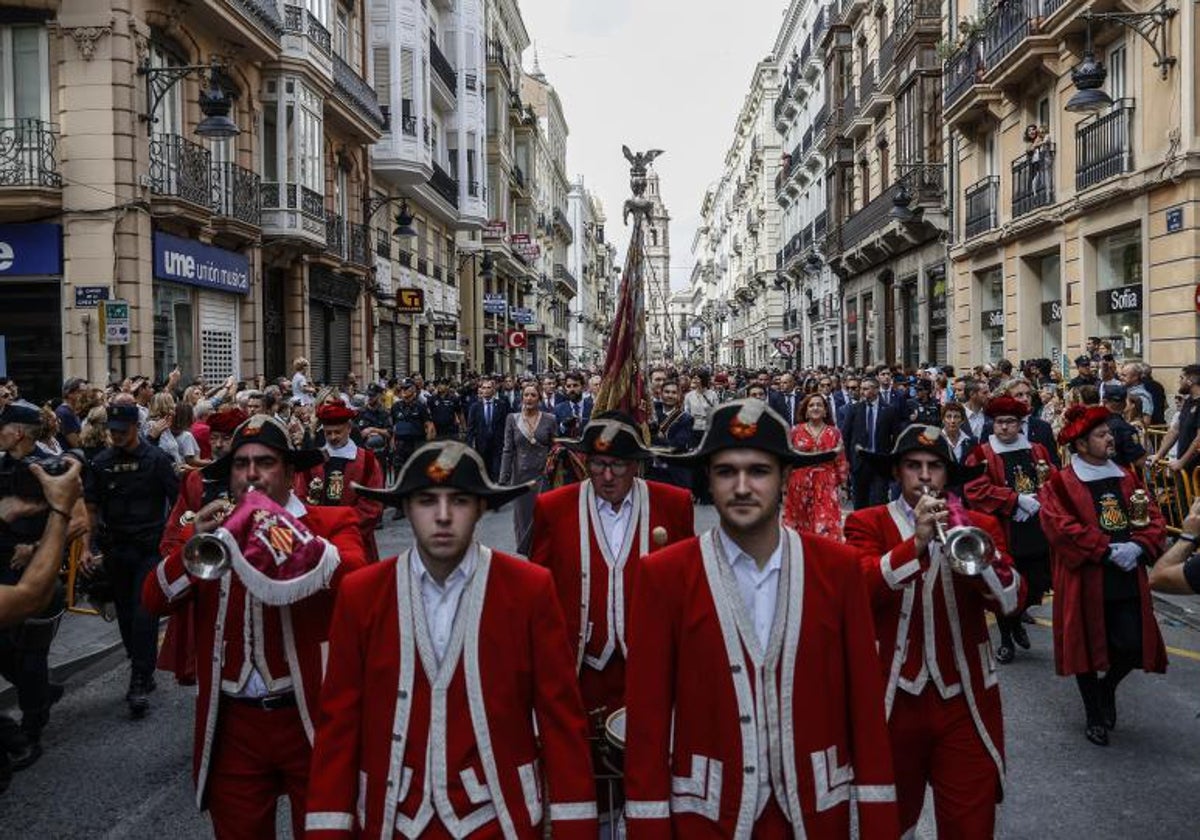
{"left": 530, "top": 413, "right": 693, "bottom": 826}
{"left": 837, "top": 377, "right": 861, "bottom": 431}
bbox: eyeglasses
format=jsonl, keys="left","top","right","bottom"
{"left": 588, "top": 459, "right": 632, "bottom": 476}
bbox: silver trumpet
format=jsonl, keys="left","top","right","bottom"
{"left": 182, "top": 502, "right": 234, "bottom": 580}
{"left": 921, "top": 485, "right": 995, "bottom": 577}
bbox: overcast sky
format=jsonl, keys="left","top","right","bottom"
{"left": 516, "top": 0, "right": 786, "bottom": 291}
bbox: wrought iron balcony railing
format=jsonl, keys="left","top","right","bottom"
{"left": 348, "top": 222, "right": 370, "bottom": 266}
{"left": 894, "top": 0, "right": 940, "bottom": 43}
{"left": 1012, "top": 143, "right": 1055, "bottom": 217}
{"left": 1076, "top": 99, "right": 1135, "bottom": 191}
{"left": 333, "top": 53, "right": 385, "bottom": 129}
{"left": 839, "top": 181, "right": 902, "bottom": 251}
{"left": 896, "top": 161, "right": 946, "bottom": 205}
{"left": 879, "top": 32, "right": 896, "bottom": 78}
{"left": 943, "top": 38, "right": 984, "bottom": 110}
{"left": 983, "top": 0, "right": 1037, "bottom": 70}
{"left": 325, "top": 211, "right": 346, "bottom": 258}
{"left": 149, "top": 132, "right": 211, "bottom": 207}
{"left": 430, "top": 162, "right": 459, "bottom": 208}
{"left": 211, "top": 160, "right": 261, "bottom": 226}
{"left": 229, "top": 0, "right": 284, "bottom": 40}
{"left": 429, "top": 33, "right": 457, "bottom": 94}
{"left": 964, "top": 175, "right": 999, "bottom": 239}
{"left": 261, "top": 181, "right": 324, "bottom": 220}
{"left": 0, "top": 119, "right": 61, "bottom": 188}
{"left": 554, "top": 263, "right": 578, "bottom": 297}
{"left": 306, "top": 11, "right": 331, "bottom": 55}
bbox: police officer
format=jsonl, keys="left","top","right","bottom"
{"left": 905, "top": 377, "right": 943, "bottom": 428}
{"left": 1102, "top": 384, "right": 1147, "bottom": 469}
{"left": 389, "top": 378, "right": 433, "bottom": 473}
{"left": 427, "top": 377, "right": 464, "bottom": 439}
{"left": 0, "top": 401, "right": 66, "bottom": 771}
{"left": 84, "top": 401, "right": 178, "bottom": 717}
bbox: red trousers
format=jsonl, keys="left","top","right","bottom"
{"left": 580, "top": 654, "right": 626, "bottom": 718}
{"left": 206, "top": 701, "right": 312, "bottom": 840}
{"left": 889, "top": 688, "right": 999, "bottom": 839}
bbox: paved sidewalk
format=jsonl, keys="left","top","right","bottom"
{"left": 0, "top": 610, "right": 123, "bottom": 707}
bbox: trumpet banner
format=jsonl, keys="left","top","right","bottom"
{"left": 594, "top": 215, "right": 650, "bottom": 436}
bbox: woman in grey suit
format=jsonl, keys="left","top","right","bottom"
{"left": 500, "top": 383, "right": 557, "bottom": 555}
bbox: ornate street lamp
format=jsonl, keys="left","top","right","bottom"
{"left": 138, "top": 58, "right": 240, "bottom": 139}
{"left": 1066, "top": 5, "right": 1177, "bottom": 114}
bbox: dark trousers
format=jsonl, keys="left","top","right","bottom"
{"left": 852, "top": 464, "right": 889, "bottom": 510}
{"left": 105, "top": 543, "right": 161, "bottom": 679}
{"left": 0, "top": 632, "right": 50, "bottom": 736}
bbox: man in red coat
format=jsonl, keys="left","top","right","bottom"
{"left": 157, "top": 407, "right": 247, "bottom": 686}
{"left": 295, "top": 399, "right": 384, "bottom": 562}
{"left": 964, "top": 394, "right": 1058, "bottom": 662}
{"left": 625, "top": 399, "right": 899, "bottom": 839}
{"left": 1039, "top": 404, "right": 1168, "bottom": 747}
{"left": 142, "top": 415, "right": 367, "bottom": 839}
{"left": 844, "top": 423, "right": 1024, "bottom": 839}
{"left": 305, "top": 441, "right": 598, "bottom": 839}
{"left": 530, "top": 412, "right": 694, "bottom": 722}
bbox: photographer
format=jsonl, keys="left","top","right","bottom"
{"left": 1150, "top": 497, "right": 1200, "bottom": 595}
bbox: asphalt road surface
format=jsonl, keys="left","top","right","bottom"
{"left": 4, "top": 505, "right": 1200, "bottom": 838}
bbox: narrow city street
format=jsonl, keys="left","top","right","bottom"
{"left": 3, "top": 506, "right": 1200, "bottom": 838}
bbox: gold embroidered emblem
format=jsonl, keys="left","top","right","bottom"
{"left": 306, "top": 476, "right": 325, "bottom": 505}
{"left": 729, "top": 417, "right": 757, "bottom": 439}
{"left": 1013, "top": 466, "right": 1036, "bottom": 495}
{"left": 594, "top": 435, "right": 613, "bottom": 452}
{"left": 426, "top": 460, "right": 452, "bottom": 483}
{"left": 1098, "top": 493, "right": 1129, "bottom": 533}
{"left": 326, "top": 471, "right": 344, "bottom": 502}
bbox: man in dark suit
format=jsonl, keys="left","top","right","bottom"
{"left": 981, "top": 377, "right": 1061, "bottom": 467}
{"left": 842, "top": 376, "right": 900, "bottom": 509}
{"left": 554, "top": 371, "right": 593, "bottom": 436}
{"left": 466, "top": 376, "right": 509, "bottom": 480}
{"left": 769, "top": 371, "right": 800, "bottom": 425}
{"left": 877, "top": 368, "right": 906, "bottom": 413}
{"left": 835, "top": 376, "right": 860, "bottom": 431}
{"left": 539, "top": 375, "right": 562, "bottom": 413}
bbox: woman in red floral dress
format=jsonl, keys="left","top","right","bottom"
{"left": 783, "top": 393, "right": 849, "bottom": 540}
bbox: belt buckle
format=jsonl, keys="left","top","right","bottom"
{"left": 260, "top": 693, "right": 291, "bottom": 711}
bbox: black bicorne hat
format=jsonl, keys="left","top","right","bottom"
{"left": 664, "top": 398, "right": 836, "bottom": 467}
{"left": 354, "top": 441, "right": 534, "bottom": 510}
{"left": 860, "top": 423, "right": 986, "bottom": 484}
{"left": 557, "top": 412, "right": 654, "bottom": 461}
{"left": 203, "top": 414, "right": 325, "bottom": 479}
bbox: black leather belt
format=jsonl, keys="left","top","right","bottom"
{"left": 224, "top": 691, "right": 297, "bottom": 711}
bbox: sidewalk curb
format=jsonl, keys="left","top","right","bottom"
{"left": 0, "top": 638, "right": 124, "bottom": 709}
{"left": 1154, "top": 592, "right": 1200, "bottom": 633}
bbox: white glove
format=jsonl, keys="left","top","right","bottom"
{"left": 1017, "top": 494, "right": 1041, "bottom": 517}
{"left": 1012, "top": 505, "right": 1032, "bottom": 523}
{"left": 1108, "top": 542, "right": 1142, "bottom": 572}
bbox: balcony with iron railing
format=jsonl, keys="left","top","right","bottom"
{"left": 553, "top": 263, "right": 578, "bottom": 298}
{"left": 282, "top": 5, "right": 332, "bottom": 63}
{"left": 0, "top": 118, "right": 61, "bottom": 202}
{"left": 553, "top": 207, "right": 574, "bottom": 243}
{"left": 978, "top": 0, "right": 1058, "bottom": 89}
{"left": 211, "top": 160, "right": 261, "bottom": 227}
{"left": 838, "top": 180, "right": 903, "bottom": 255}
{"left": 332, "top": 53, "right": 385, "bottom": 132}
{"left": 893, "top": 0, "right": 940, "bottom": 48}
{"left": 964, "top": 175, "right": 999, "bottom": 239}
{"left": 1012, "top": 143, "right": 1055, "bottom": 217}
{"left": 943, "top": 37, "right": 985, "bottom": 112}
{"left": 261, "top": 180, "right": 326, "bottom": 244}
{"left": 896, "top": 161, "right": 946, "bottom": 207}
{"left": 325, "top": 211, "right": 346, "bottom": 258}
{"left": 878, "top": 32, "right": 896, "bottom": 88}
{"left": 149, "top": 133, "right": 212, "bottom": 212}
{"left": 430, "top": 33, "right": 457, "bottom": 96}
{"left": 1076, "top": 100, "right": 1135, "bottom": 191}
{"left": 430, "top": 161, "right": 459, "bottom": 208}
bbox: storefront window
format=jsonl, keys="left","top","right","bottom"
{"left": 1094, "top": 226, "right": 1142, "bottom": 359}
{"left": 154, "top": 282, "right": 195, "bottom": 383}
{"left": 928, "top": 265, "right": 948, "bottom": 365}
{"left": 1037, "top": 254, "right": 1062, "bottom": 368}
{"left": 978, "top": 267, "right": 1004, "bottom": 363}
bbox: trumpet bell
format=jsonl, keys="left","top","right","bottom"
{"left": 942, "top": 525, "right": 995, "bottom": 577}
{"left": 182, "top": 533, "right": 231, "bottom": 580}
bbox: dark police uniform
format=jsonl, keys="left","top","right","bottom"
{"left": 427, "top": 391, "right": 462, "bottom": 439}
{"left": 905, "top": 397, "right": 943, "bottom": 428}
{"left": 86, "top": 438, "right": 178, "bottom": 693}
{"left": 1107, "top": 413, "right": 1146, "bottom": 467}
{"left": 389, "top": 397, "right": 430, "bottom": 470}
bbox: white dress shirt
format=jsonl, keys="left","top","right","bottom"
{"left": 412, "top": 543, "right": 478, "bottom": 664}
{"left": 966, "top": 407, "right": 986, "bottom": 440}
{"left": 324, "top": 439, "right": 359, "bottom": 459}
{"left": 595, "top": 490, "right": 635, "bottom": 558}
{"left": 718, "top": 527, "right": 783, "bottom": 649}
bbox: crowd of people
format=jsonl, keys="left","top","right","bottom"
{"left": 0, "top": 340, "right": 1198, "bottom": 838}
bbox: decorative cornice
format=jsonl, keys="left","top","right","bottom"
{"left": 63, "top": 24, "right": 112, "bottom": 61}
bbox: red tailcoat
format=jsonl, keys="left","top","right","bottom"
{"left": 304, "top": 547, "right": 598, "bottom": 840}
{"left": 295, "top": 446, "right": 384, "bottom": 562}
{"left": 142, "top": 501, "right": 366, "bottom": 808}
{"left": 623, "top": 529, "right": 899, "bottom": 839}
{"left": 1038, "top": 464, "right": 1167, "bottom": 675}
{"left": 156, "top": 469, "right": 206, "bottom": 685}
{"left": 963, "top": 440, "right": 1055, "bottom": 518}
{"left": 530, "top": 478, "right": 694, "bottom": 715}
{"left": 843, "top": 501, "right": 1024, "bottom": 791}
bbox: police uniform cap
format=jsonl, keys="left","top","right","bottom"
{"left": 0, "top": 400, "right": 42, "bottom": 427}
{"left": 1103, "top": 384, "right": 1128, "bottom": 402}
{"left": 105, "top": 403, "right": 140, "bottom": 431}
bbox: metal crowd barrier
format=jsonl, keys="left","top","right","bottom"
{"left": 63, "top": 536, "right": 100, "bottom": 616}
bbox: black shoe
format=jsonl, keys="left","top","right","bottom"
{"left": 1020, "top": 610, "right": 1038, "bottom": 625}
{"left": 127, "top": 675, "right": 150, "bottom": 719}
{"left": 48, "top": 683, "right": 65, "bottom": 706}
{"left": 1085, "top": 723, "right": 1109, "bottom": 746}
{"left": 1011, "top": 622, "right": 1031, "bottom": 650}
{"left": 0, "top": 751, "right": 11, "bottom": 795}
{"left": 8, "top": 739, "right": 41, "bottom": 771}
{"left": 1099, "top": 679, "right": 1117, "bottom": 730}
{"left": 0, "top": 721, "right": 42, "bottom": 771}
{"left": 995, "top": 642, "right": 1015, "bottom": 664}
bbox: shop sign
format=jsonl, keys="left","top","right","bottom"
{"left": 511, "top": 306, "right": 535, "bottom": 324}
{"left": 483, "top": 293, "right": 508, "bottom": 315}
{"left": 1095, "top": 284, "right": 1142, "bottom": 315}
{"left": 1040, "top": 299, "right": 1062, "bottom": 324}
{"left": 433, "top": 323, "right": 457, "bottom": 340}
{"left": 483, "top": 220, "right": 508, "bottom": 240}
{"left": 509, "top": 233, "right": 541, "bottom": 263}
{"left": 687, "top": 324, "right": 704, "bottom": 339}
{"left": 929, "top": 272, "right": 947, "bottom": 330}
{"left": 74, "top": 286, "right": 110, "bottom": 308}
{"left": 732, "top": 338, "right": 746, "bottom": 348}
{"left": 484, "top": 333, "right": 500, "bottom": 349}
{"left": 981, "top": 309, "right": 1004, "bottom": 330}
{"left": 1167, "top": 207, "right": 1184, "bottom": 234}
{"left": 395, "top": 287, "right": 424, "bottom": 313}
{"left": 506, "top": 329, "right": 528, "bottom": 349}
{"left": 99, "top": 299, "right": 130, "bottom": 345}
{"left": 0, "top": 223, "right": 62, "bottom": 276}
{"left": 153, "top": 232, "right": 250, "bottom": 294}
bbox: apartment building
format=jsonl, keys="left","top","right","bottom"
{"left": 943, "top": 0, "right": 1200, "bottom": 370}
{"left": 692, "top": 59, "right": 782, "bottom": 368}
{"left": 566, "top": 180, "right": 615, "bottom": 369}
{"left": 0, "top": 0, "right": 383, "bottom": 401}
{"left": 773, "top": 0, "right": 840, "bottom": 368}
{"left": 821, "top": 0, "right": 950, "bottom": 368}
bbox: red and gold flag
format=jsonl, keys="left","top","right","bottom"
{"left": 594, "top": 215, "right": 650, "bottom": 431}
